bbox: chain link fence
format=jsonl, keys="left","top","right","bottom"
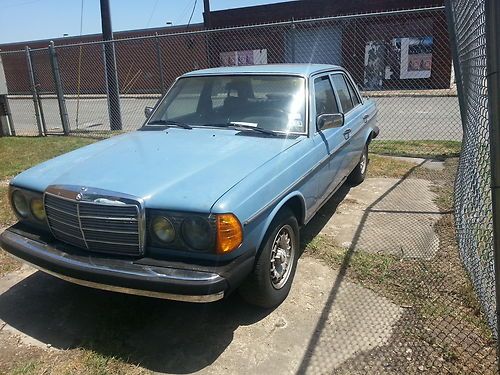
{"left": 0, "top": 7, "right": 462, "bottom": 144}
{"left": 0, "top": 4, "right": 498, "bottom": 374}
{"left": 449, "top": 0, "right": 497, "bottom": 348}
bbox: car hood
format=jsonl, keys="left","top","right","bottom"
{"left": 12, "top": 128, "right": 303, "bottom": 212}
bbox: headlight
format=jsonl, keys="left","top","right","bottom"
{"left": 182, "top": 217, "right": 212, "bottom": 250}
{"left": 12, "top": 190, "right": 29, "bottom": 218}
{"left": 151, "top": 216, "right": 175, "bottom": 243}
{"left": 30, "top": 198, "right": 46, "bottom": 221}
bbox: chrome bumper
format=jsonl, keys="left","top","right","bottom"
{"left": 0, "top": 228, "right": 226, "bottom": 303}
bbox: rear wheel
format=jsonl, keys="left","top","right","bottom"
{"left": 239, "top": 208, "right": 299, "bottom": 308}
{"left": 348, "top": 144, "right": 368, "bottom": 185}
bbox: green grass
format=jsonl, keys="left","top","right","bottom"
{"left": 0, "top": 136, "right": 96, "bottom": 277}
{"left": 305, "top": 236, "right": 398, "bottom": 286}
{"left": 8, "top": 360, "right": 38, "bottom": 375}
{"left": 368, "top": 154, "right": 420, "bottom": 178}
{"left": 0, "top": 186, "right": 16, "bottom": 228}
{"left": 371, "top": 140, "right": 462, "bottom": 158}
{"left": 4, "top": 350, "right": 150, "bottom": 375}
{"left": 0, "top": 136, "right": 96, "bottom": 180}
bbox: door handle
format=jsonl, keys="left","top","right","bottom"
{"left": 343, "top": 128, "right": 351, "bottom": 140}
{"left": 363, "top": 114, "right": 369, "bottom": 123}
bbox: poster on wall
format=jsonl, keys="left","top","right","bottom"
{"left": 394, "top": 36, "right": 433, "bottom": 79}
{"left": 220, "top": 49, "right": 268, "bottom": 66}
{"left": 363, "top": 41, "right": 386, "bottom": 90}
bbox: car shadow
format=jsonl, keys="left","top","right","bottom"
{"left": 0, "top": 184, "right": 352, "bottom": 374}
{"left": 300, "top": 183, "right": 351, "bottom": 253}
{"left": 0, "top": 272, "right": 270, "bottom": 373}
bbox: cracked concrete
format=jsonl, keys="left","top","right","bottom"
{"left": 319, "top": 177, "right": 441, "bottom": 259}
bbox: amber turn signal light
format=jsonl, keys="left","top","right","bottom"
{"left": 216, "top": 213, "right": 243, "bottom": 254}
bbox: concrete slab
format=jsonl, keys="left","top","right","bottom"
{"left": 377, "top": 155, "right": 427, "bottom": 165}
{"left": 320, "top": 177, "right": 441, "bottom": 259}
{"left": 422, "top": 159, "right": 446, "bottom": 171}
{"left": 0, "top": 257, "right": 401, "bottom": 374}
{"left": 375, "top": 155, "right": 446, "bottom": 171}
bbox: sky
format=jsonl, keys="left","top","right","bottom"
{"left": 0, "top": 0, "right": 291, "bottom": 44}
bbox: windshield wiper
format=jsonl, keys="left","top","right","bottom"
{"left": 147, "top": 119, "right": 192, "bottom": 129}
{"left": 204, "top": 122, "right": 277, "bottom": 136}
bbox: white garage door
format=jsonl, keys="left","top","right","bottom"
{"left": 285, "top": 26, "right": 343, "bottom": 65}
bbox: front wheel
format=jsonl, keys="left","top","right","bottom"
{"left": 239, "top": 208, "right": 299, "bottom": 308}
{"left": 348, "top": 144, "right": 368, "bottom": 185}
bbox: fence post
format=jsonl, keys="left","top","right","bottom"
{"left": 0, "top": 95, "right": 15, "bottom": 137}
{"left": 0, "top": 50, "right": 15, "bottom": 136}
{"left": 155, "top": 33, "right": 166, "bottom": 95}
{"left": 485, "top": 0, "right": 500, "bottom": 358}
{"left": 445, "top": 0, "right": 467, "bottom": 132}
{"left": 48, "top": 41, "right": 70, "bottom": 135}
{"left": 290, "top": 18, "right": 296, "bottom": 63}
{"left": 25, "top": 46, "right": 44, "bottom": 136}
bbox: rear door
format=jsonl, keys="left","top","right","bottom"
{"left": 330, "top": 72, "right": 365, "bottom": 176}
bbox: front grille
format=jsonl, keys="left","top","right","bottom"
{"left": 44, "top": 192, "right": 143, "bottom": 256}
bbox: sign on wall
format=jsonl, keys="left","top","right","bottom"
{"left": 220, "top": 49, "right": 268, "bottom": 66}
{"left": 394, "top": 36, "right": 433, "bottom": 79}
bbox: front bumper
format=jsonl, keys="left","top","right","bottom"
{"left": 0, "top": 225, "right": 254, "bottom": 303}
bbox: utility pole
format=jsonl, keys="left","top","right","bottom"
{"left": 203, "top": 0, "right": 211, "bottom": 29}
{"left": 100, "top": 0, "right": 122, "bottom": 131}
{"left": 203, "top": 0, "right": 213, "bottom": 67}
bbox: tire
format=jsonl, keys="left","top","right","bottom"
{"left": 239, "top": 208, "right": 299, "bottom": 308}
{"left": 348, "top": 144, "right": 368, "bottom": 185}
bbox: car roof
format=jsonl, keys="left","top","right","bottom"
{"left": 182, "top": 64, "right": 342, "bottom": 78}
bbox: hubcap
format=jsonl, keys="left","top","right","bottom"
{"left": 270, "top": 225, "right": 295, "bottom": 289}
{"left": 360, "top": 151, "right": 367, "bottom": 174}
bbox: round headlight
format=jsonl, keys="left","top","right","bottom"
{"left": 182, "top": 217, "right": 212, "bottom": 250}
{"left": 152, "top": 216, "right": 175, "bottom": 243}
{"left": 30, "top": 198, "right": 46, "bottom": 221}
{"left": 12, "top": 190, "right": 29, "bottom": 218}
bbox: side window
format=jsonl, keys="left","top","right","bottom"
{"left": 331, "top": 74, "right": 354, "bottom": 113}
{"left": 346, "top": 78, "right": 361, "bottom": 107}
{"left": 314, "top": 76, "right": 339, "bottom": 117}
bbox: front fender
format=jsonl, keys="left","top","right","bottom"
{"left": 255, "top": 191, "right": 306, "bottom": 250}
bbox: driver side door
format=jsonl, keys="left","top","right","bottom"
{"left": 312, "top": 74, "right": 348, "bottom": 204}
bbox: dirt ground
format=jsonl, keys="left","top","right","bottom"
{"left": 0, "top": 155, "right": 496, "bottom": 374}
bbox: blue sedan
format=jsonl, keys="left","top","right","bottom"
{"left": 1, "top": 64, "right": 378, "bottom": 308}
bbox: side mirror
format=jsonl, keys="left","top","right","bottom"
{"left": 144, "top": 106, "right": 154, "bottom": 119}
{"left": 317, "top": 113, "right": 344, "bottom": 131}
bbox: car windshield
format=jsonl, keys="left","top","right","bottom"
{"left": 147, "top": 75, "right": 307, "bottom": 134}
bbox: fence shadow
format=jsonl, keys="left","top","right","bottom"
{"left": 296, "top": 161, "right": 426, "bottom": 374}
